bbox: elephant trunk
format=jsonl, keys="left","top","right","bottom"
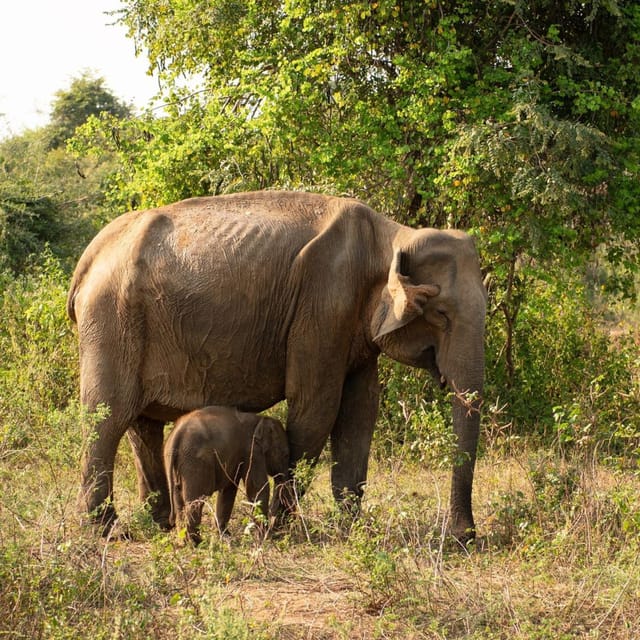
{"left": 442, "top": 335, "right": 485, "bottom": 543}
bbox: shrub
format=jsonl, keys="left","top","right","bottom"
{"left": 485, "top": 267, "right": 639, "bottom": 455}
{"left": 0, "top": 250, "right": 77, "bottom": 454}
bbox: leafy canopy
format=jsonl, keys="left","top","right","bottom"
{"left": 48, "top": 73, "right": 132, "bottom": 149}
{"left": 82, "top": 1, "right": 638, "bottom": 271}
{"left": 0, "top": 74, "right": 128, "bottom": 272}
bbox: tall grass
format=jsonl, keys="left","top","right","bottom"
{"left": 2, "top": 449, "right": 640, "bottom": 638}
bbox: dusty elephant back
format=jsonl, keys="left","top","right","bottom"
{"left": 67, "top": 191, "right": 389, "bottom": 418}
{"left": 67, "top": 192, "right": 326, "bottom": 318}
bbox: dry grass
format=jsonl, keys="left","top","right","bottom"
{"left": 2, "top": 443, "right": 640, "bottom": 639}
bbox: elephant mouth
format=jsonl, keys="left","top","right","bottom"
{"left": 419, "top": 346, "right": 446, "bottom": 389}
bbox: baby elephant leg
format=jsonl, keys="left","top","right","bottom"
{"left": 178, "top": 460, "right": 213, "bottom": 545}
{"left": 245, "top": 473, "right": 270, "bottom": 536}
{"left": 183, "top": 498, "right": 205, "bottom": 546}
{"left": 215, "top": 485, "right": 238, "bottom": 534}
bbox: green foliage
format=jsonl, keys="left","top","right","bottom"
{"left": 0, "top": 113, "right": 120, "bottom": 273}
{"left": 0, "top": 251, "right": 77, "bottom": 453}
{"left": 345, "top": 517, "right": 402, "bottom": 610}
{"left": 485, "top": 266, "right": 640, "bottom": 453}
{"left": 0, "top": 193, "right": 64, "bottom": 273}
{"left": 71, "top": 107, "right": 241, "bottom": 210}
{"left": 488, "top": 450, "right": 640, "bottom": 561}
{"left": 375, "top": 360, "right": 460, "bottom": 467}
{"left": 47, "top": 73, "right": 132, "bottom": 150}
{"left": 98, "top": 0, "right": 639, "bottom": 240}
{"left": 187, "top": 603, "right": 252, "bottom": 640}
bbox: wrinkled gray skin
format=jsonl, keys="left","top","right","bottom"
{"left": 68, "top": 191, "right": 486, "bottom": 542}
{"left": 164, "top": 407, "right": 288, "bottom": 545}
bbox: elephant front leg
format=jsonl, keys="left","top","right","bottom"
{"left": 330, "top": 359, "right": 380, "bottom": 516}
{"left": 127, "top": 417, "right": 171, "bottom": 529}
{"left": 245, "top": 466, "right": 271, "bottom": 535}
{"left": 277, "top": 327, "right": 356, "bottom": 527}
{"left": 215, "top": 485, "right": 238, "bottom": 534}
{"left": 183, "top": 498, "right": 205, "bottom": 546}
{"left": 278, "top": 403, "right": 343, "bottom": 519}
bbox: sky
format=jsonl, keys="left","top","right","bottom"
{"left": 0, "top": 1, "right": 160, "bottom": 139}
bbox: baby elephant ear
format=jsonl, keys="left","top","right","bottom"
{"left": 372, "top": 249, "right": 440, "bottom": 342}
{"left": 254, "top": 418, "right": 269, "bottom": 451}
{"left": 254, "top": 417, "right": 281, "bottom": 450}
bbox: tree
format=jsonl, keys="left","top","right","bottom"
{"left": 47, "top": 73, "right": 132, "bottom": 149}
{"left": 0, "top": 75, "right": 131, "bottom": 272}
{"left": 105, "top": 2, "right": 638, "bottom": 241}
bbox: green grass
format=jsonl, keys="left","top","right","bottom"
{"left": 2, "top": 441, "right": 640, "bottom": 639}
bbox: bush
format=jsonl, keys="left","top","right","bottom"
{"left": 485, "top": 267, "right": 639, "bottom": 456}
{"left": 0, "top": 193, "right": 66, "bottom": 273}
{"left": 374, "top": 359, "right": 454, "bottom": 465}
{"left": 0, "top": 251, "right": 77, "bottom": 454}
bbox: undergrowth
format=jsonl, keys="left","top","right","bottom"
{"left": 2, "top": 441, "right": 640, "bottom": 638}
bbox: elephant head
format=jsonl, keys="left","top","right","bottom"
{"left": 254, "top": 416, "right": 289, "bottom": 480}
{"left": 371, "top": 228, "right": 487, "bottom": 541}
{"left": 253, "top": 416, "right": 289, "bottom": 519}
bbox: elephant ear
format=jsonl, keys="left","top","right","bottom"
{"left": 254, "top": 418, "right": 280, "bottom": 455}
{"left": 371, "top": 249, "right": 440, "bottom": 342}
{"left": 254, "top": 417, "right": 288, "bottom": 480}
{"left": 254, "top": 418, "right": 270, "bottom": 453}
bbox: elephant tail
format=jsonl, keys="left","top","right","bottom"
{"left": 66, "top": 243, "right": 96, "bottom": 325}
{"left": 168, "top": 484, "right": 182, "bottom": 529}
{"left": 165, "top": 448, "right": 182, "bottom": 529}
{"left": 66, "top": 256, "right": 92, "bottom": 325}
{"left": 168, "top": 474, "right": 182, "bottom": 530}
{"left": 66, "top": 277, "right": 79, "bottom": 324}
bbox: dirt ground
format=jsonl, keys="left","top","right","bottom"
{"left": 227, "top": 574, "right": 375, "bottom": 638}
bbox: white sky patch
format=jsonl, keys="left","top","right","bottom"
{"left": 0, "top": 0, "right": 160, "bottom": 138}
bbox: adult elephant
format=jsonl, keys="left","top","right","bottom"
{"left": 68, "top": 191, "right": 486, "bottom": 541}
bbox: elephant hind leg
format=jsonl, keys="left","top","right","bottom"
{"left": 77, "top": 334, "right": 144, "bottom": 535}
{"left": 127, "top": 417, "right": 171, "bottom": 529}
{"left": 183, "top": 496, "right": 207, "bottom": 546}
{"left": 215, "top": 485, "right": 238, "bottom": 534}
{"left": 78, "top": 406, "right": 133, "bottom": 535}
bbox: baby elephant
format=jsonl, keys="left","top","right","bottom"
{"left": 164, "top": 406, "right": 289, "bottom": 545}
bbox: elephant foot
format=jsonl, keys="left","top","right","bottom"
{"left": 152, "top": 510, "right": 173, "bottom": 532}
{"left": 335, "top": 490, "right": 362, "bottom": 519}
{"left": 156, "top": 519, "right": 173, "bottom": 532}
{"left": 187, "top": 530, "right": 202, "bottom": 546}
{"left": 450, "top": 525, "right": 476, "bottom": 550}
{"left": 144, "top": 491, "right": 172, "bottom": 531}
{"left": 105, "top": 524, "right": 133, "bottom": 542}
{"left": 82, "top": 501, "right": 119, "bottom": 537}
{"left": 83, "top": 514, "right": 132, "bottom": 541}
{"left": 270, "top": 480, "right": 298, "bottom": 525}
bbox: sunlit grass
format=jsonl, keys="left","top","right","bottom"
{"left": 3, "top": 438, "right": 640, "bottom": 638}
